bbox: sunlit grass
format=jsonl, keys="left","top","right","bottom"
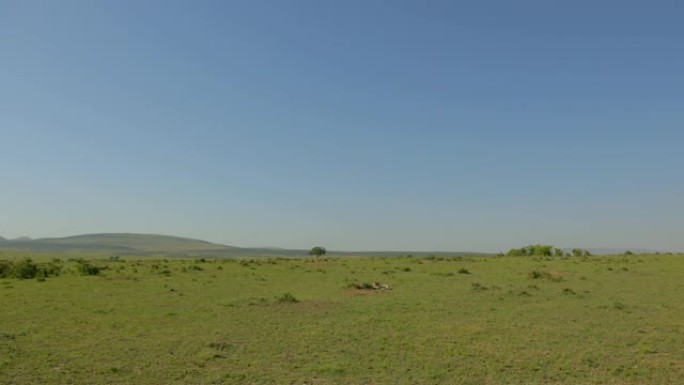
{"left": 1, "top": 254, "right": 683, "bottom": 384}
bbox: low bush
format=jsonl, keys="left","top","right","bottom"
{"left": 562, "top": 288, "right": 577, "bottom": 295}
{"left": 38, "top": 262, "right": 62, "bottom": 277}
{"left": 528, "top": 270, "right": 550, "bottom": 279}
{"left": 13, "top": 258, "right": 38, "bottom": 279}
{"left": 208, "top": 341, "right": 233, "bottom": 351}
{"left": 528, "top": 270, "right": 563, "bottom": 281}
{"left": 471, "top": 282, "right": 488, "bottom": 292}
{"left": 276, "top": 292, "right": 299, "bottom": 303}
{"left": 77, "top": 261, "right": 101, "bottom": 276}
{"left": 0, "top": 260, "right": 12, "bottom": 278}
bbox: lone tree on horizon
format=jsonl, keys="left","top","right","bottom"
{"left": 309, "top": 246, "right": 326, "bottom": 258}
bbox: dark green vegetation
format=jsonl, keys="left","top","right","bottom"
{"left": 309, "top": 246, "right": 327, "bottom": 258}
{"left": 0, "top": 258, "right": 62, "bottom": 279}
{"left": 1, "top": 254, "right": 683, "bottom": 384}
{"left": 507, "top": 244, "right": 592, "bottom": 258}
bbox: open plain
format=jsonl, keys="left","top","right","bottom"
{"left": 1, "top": 254, "right": 683, "bottom": 384}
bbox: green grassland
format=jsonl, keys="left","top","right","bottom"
{"left": 1, "top": 254, "right": 683, "bottom": 384}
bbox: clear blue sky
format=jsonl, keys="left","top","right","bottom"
{"left": 1, "top": 0, "right": 682, "bottom": 252}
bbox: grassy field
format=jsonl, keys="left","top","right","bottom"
{"left": 1, "top": 254, "right": 683, "bottom": 384}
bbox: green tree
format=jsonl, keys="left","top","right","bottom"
{"left": 308, "top": 246, "right": 326, "bottom": 258}
{"left": 507, "top": 247, "right": 525, "bottom": 256}
{"left": 570, "top": 248, "right": 592, "bottom": 257}
{"left": 532, "top": 245, "right": 554, "bottom": 256}
{"left": 507, "top": 244, "right": 555, "bottom": 257}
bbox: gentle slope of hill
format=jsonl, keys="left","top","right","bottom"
{"left": 0, "top": 233, "right": 235, "bottom": 254}
{"left": 0, "top": 233, "right": 488, "bottom": 257}
{"left": 38, "top": 233, "right": 236, "bottom": 252}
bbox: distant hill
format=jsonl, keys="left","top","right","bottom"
{"left": 0, "top": 233, "right": 488, "bottom": 258}
{"left": 557, "top": 247, "right": 663, "bottom": 255}
{"left": 585, "top": 248, "right": 662, "bottom": 255}
{"left": 0, "top": 233, "right": 236, "bottom": 255}
{"left": 41, "top": 233, "right": 236, "bottom": 252}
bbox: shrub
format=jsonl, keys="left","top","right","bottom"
{"left": 38, "top": 262, "right": 62, "bottom": 277}
{"left": 471, "top": 282, "right": 488, "bottom": 292}
{"left": 0, "top": 260, "right": 12, "bottom": 278}
{"left": 528, "top": 270, "right": 549, "bottom": 279}
{"left": 572, "top": 248, "right": 592, "bottom": 257}
{"left": 77, "top": 261, "right": 101, "bottom": 276}
{"left": 276, "top": 292, "right": 299, "bottom": 303}
{"left": 528, "top": 270, "right": 563, "bottom": 281}
{"left": 457, "top": 268, "right": 470, "bottom": 274}
{"left": 13, "top": 258, "right": 38, "bottom": 279}
{"left": 208, "top": 341, "right": 233, "bottom": 351}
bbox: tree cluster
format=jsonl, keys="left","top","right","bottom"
{"left": 507, "top": 244, "right": 591, "bottom": 257}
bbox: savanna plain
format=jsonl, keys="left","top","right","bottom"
{"left": 1, "top": 253, "right": 683, "bottom": 384}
